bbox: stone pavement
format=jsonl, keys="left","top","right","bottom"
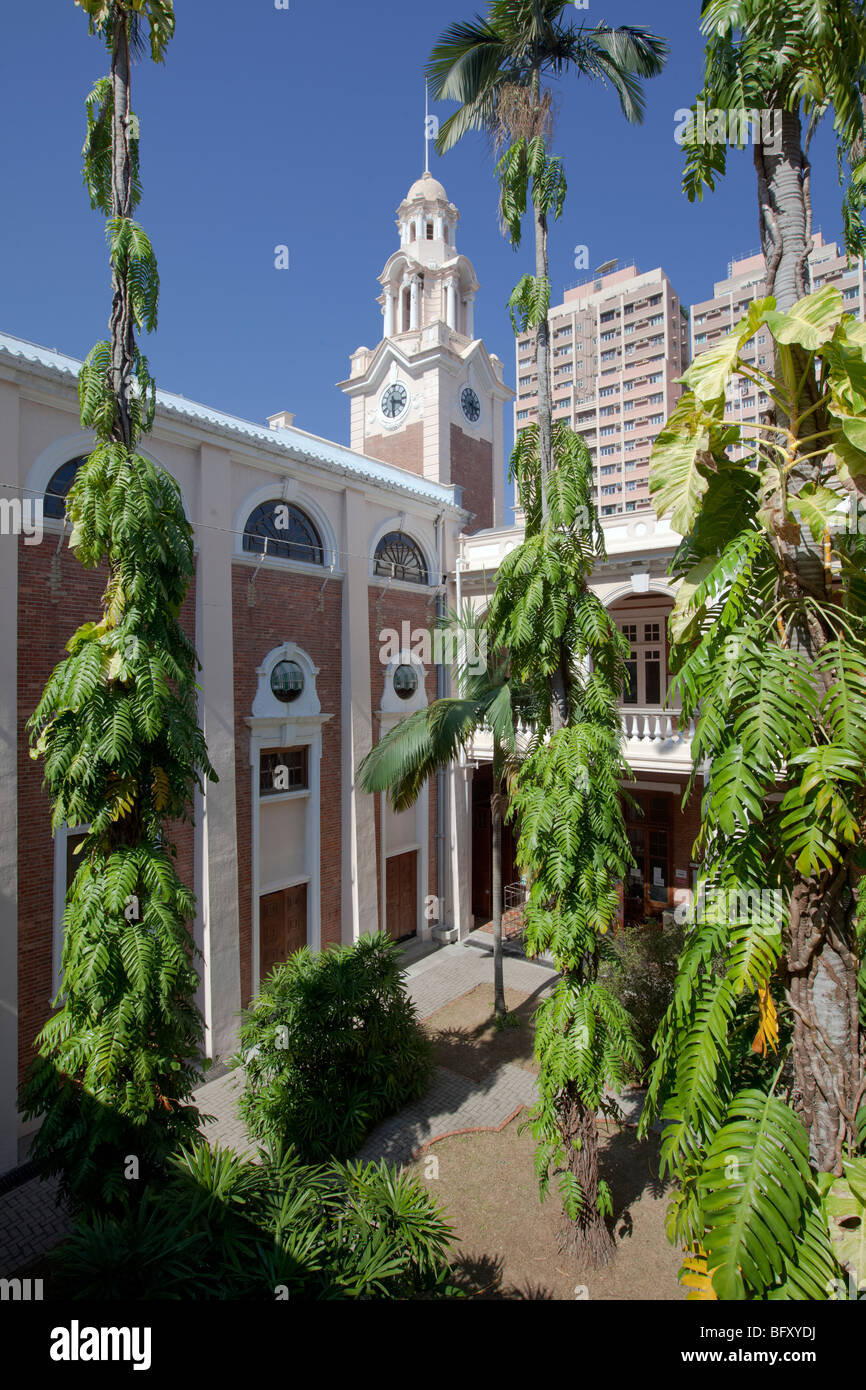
{"left": 0, "top": 932, "right": 557, "bottom": 1272}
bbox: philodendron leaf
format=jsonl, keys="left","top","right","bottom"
{"left": 794, "top": 483, "right": 847, "bottom": 542}
{"left": 763, "top": 284, "right": 845, "bottom": 349}
{"left": 683, "top": 298, "right": 775, "bottom": 406}
{"left": 828, "top": 424, "right": 866, "bottom": 481}
{"left": 649, "top": 402, "right": 712, "bottom": 533}
{"left": 823, "top": 331, "right": 866, "bottom": 411}
{"left": 824, "top": 1158, "right": 866, "bottom": 1294}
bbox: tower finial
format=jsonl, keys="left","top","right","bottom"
{"left": 424, "top": 79, "right": 430, "bottom": 174}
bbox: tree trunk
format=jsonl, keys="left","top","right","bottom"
{"left": 787, "top": 871, "right": 862, "bottom": 1172}
{"left": 109, "top": 12, "right": 136, "bottom": 447}
{"left": 755, "top": 103, "right": 863, "bottom": 1171}
{"left": 754, "top": 107, "right": 811, "bottom": 311}
{"left": 491, "top": 747, "right": 506, "bottom": 1020}
{"left": 558, "top": 1086, "right": 616, "bottom": 1266}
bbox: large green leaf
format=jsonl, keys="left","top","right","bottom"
{"left": 699, "top": 1091, "right": 815, "bottom": 1300}
{"left": 649, "top": 411, "right": 711, "bottom": 533}
{"left": 763, "top": 284, "right": 846, "bottom": 349}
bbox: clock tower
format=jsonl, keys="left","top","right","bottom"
{"left": 338, "top": 172, "right": 513, "bottom": 532}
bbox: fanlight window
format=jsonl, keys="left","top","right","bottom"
{"left": 44, "top": 457, "right": 86, "bottom": 519}
{"left": 373, "top": 531, "right": 428, "bottom": 585}
{"left": 243, "top": 501, "right": 324, "bottom": 565}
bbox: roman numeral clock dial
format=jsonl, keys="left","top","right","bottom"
{"left": 461, "top": 386, "right": 481, "bottom": 422}
{"left": 381, "top": 382, "right": 408, "bottom": 419}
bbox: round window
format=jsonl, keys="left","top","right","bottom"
{"left": 394, "top": 664, "right": 419, "bottom": 700}
{"left": 270, "top": 660, "right": 305, "bottom": 703}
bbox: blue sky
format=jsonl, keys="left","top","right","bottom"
{"left": 0, "top": 0, "right": 847, "bottom": 477}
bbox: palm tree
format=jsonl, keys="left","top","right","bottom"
{"left": 427, "top": 3, "right": 667, "bottom": 516}
{"left": 357, "top": 609, "right": 535, "bottom": 1018}
{"left": 684, "top": 0, "right": 866, "bottom": 312}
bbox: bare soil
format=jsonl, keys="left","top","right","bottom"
{"left": 422, "top": 982, "right": 546, "bottom": 1080}
{"left": 415, "top": 979, "right": 685, "bottom": 1301}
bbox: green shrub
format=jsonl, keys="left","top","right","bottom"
{"left": 237, "top": 933, "right": 433, "bottom": 1161}
{"left": 599, "top": 918, "right": 685, "bottom": 1079}
{"left": 52, "top": 1140, "right": 456, "bottom": 1301}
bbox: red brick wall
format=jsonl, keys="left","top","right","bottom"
{"left": 368, "top": 585, "right": 441, "bottom": 933}
{"left": 362, "top": 422, "right": 424, "bottom": 476}
{"left": 17, "top": 539, "right": 197, "bottom": 1086}
{"left": 232, "top": 566, "right": 343, "bottom": 1005}
{"left": 450, "top": 424, "right": 493, "bottom": 533}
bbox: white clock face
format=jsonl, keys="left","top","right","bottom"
{"left": 381, "top": 382, "right": 408, "bottom": 420}
{"left": 461, "top": 386, "right": 481, "bottom": 423}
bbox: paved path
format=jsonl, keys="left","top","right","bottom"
{"left": 0, "top": 933, "right": 556, "bottom": 1272}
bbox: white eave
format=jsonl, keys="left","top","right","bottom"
{"left": 0, "top": 331, "right": 468, "bottom": 517}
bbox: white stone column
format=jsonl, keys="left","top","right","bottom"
{"left": 0, "top": 381, "right": 19, "bottom": 1172}
{"left": 400, "top": 276, "right": 410, "bottom": 332}
{"left": 446, "top": 279, "right": 456, "bottom": 329}
{"left": 384, "top": 290, "right": 395, "bottom": 338}
{"left": 464, "top": 293, "right": 475, "bottom": 339}
{"left": 341, "top": 488, "right": 379, "bottom": 940}
{"left": 195, "top": 444, "right": 242, "bottom": 1062}
{"left": 434, "top": 214, "right": 444, "bottom": 240}
{"left": 410, "top": 278, "right": 420, "bottom": 331}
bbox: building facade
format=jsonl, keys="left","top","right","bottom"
{"left": 514, "top": 261, "right": 690, "bottom": 516}
{"left": 690, "top": 233, "right": 866, "bottom": 459}
{"left": 0, "top": 172, "right": 510, "bottom": 1173}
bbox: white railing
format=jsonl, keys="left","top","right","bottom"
{"left": 619, "top": 706, "right": 695, "bottom": 743}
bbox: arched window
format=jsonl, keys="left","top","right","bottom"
{"left": 44, "top": 456, "right": 86, "bottom": 519}
{"left": 374, "top": 531, "right": 428, "bottom": 585}
{"left": 243, "top": 501, "right": 324, "bottom": 565}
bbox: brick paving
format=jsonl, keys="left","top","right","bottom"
{"left": 0, "top": 934, "right": 557, "bottom": 1272}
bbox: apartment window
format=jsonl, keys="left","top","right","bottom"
{"left": 600, "top": 447, "right": 616, "bottom": 457}
{"left": 845, "top": 287, "right": 859, "bottom": 301}
{"left": 624, "top": 303, "right": 634, "bottom": 315}
{"left": 600, "top": 405, "right": 616, "bottom": 416}
{"left": 600, "top": 386, "right": 616, "bottom": 397}
{"left": 626, "top": 481, "right": 637, "bottom": 492}
{"left": 601, "top": 464, "right": 617, "bottom": 475}
{"left": 600, "top": 309, "right": 617, "bottom": 323}
{"left": 649, "top": 414, "right": 664, "bottom": 424}
{"left": 600, "top": 425, "right": 616, "bottom": 437}
{"left": 624, "top": 422, "right": 635, "bottom": 432}
{"left": 601, "top": 350, "right": 617, "bottom": 362}
{"left": 601, "top": 505, "right": 617, "bottom": 515}
{"left": 601, "top": 331, "right": 617, "bottom": 343}
{"left": 517, "top": 409, "right": 529, "bottom": 420}
{"left": 625, "top": 443, "right": 635, "bottom": 453}
{"left": 623, "top": 401, "right": 634, "bottom": 412}
{"left": 626, "top": 460, "right": 637, "bottom": 471}
{"left": 601, "top": 484, "right": 618, "bottom": 496}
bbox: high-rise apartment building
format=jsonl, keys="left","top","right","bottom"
{"left": 514, "top": 261, "right": 690, "bottom": 516}
{"left": 691, "top": 233, "right": 865, "bottom": 459}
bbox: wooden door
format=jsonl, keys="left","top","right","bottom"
{"left": 259, "top": 883, "right": 307, "bottom": 979}
{"left": 385, "top": 851, "right": 417, "bottom": 941}
{"left": 471, "top": 803, "right": 491, "bottom": 923}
